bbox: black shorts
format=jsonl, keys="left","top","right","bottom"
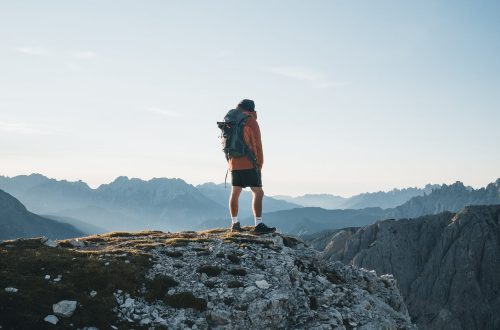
{"left": 231, "top": 168, "right": 262, "bottom": 188}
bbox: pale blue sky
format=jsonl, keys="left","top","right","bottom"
{"left": 1, "top": 1, "right": 499, "bottom": 196}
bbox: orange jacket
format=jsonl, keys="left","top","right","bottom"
{"left": 228, "top": 110, "right": 263, "bottom": 170}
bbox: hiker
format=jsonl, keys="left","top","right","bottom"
{"left": 218, "top": 99, "right": 276, "bottom": 234}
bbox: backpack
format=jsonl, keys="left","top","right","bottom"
{"left": 217, "top": 109, "right": 257, "bottom": 167}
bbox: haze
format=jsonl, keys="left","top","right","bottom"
{"left": 1, "top": 1, "right": 499, "bottom": 196}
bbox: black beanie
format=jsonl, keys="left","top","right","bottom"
{"left": 237, "top": 99, "right": 255, "bottom": 111}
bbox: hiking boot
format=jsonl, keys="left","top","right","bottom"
{"left": 252, "top": 223, "right": 276, "bottom": 235}
{"left": 231, "top": 222, "right": 242, "bottom": 232}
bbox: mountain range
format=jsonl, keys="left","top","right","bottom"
{"left": 274, "top": 184, "right": 441, "bottom": 209}
{"left": 0, "top": 174, "right": 226, "bottom": 232}
{"left": 1, "top": 174, "right": 499, "bottom": 238}
{"left": 260, "top": 179, "right": 500, "bottom": 235}
{"left": 314, "top": 205, "right": 500, "bottom": 330}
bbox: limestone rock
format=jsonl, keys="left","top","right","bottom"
{"left": 53, "top": 300, "right": 77, "bottom": 317}
{"left": 43, "top": 315, "right": 59, "bottom": 325}
{"left": 111, "top": 230, "right": 415, "bottom": 329}
{"left": 323, "top": 205, "right": 500, "bottom": 330}
{"left": 255, "top": 280, "right": 271, "bottom": 289}
{"left": 40, "top": 236, "right": 58, "bottom": 248}
{"left": 69, "top": 239, "right": 85, "bottom": 248}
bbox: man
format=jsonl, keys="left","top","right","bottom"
{"left": 228, "top": 99, "right": 276, "bottom": 234}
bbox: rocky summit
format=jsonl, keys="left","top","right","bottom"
{"left": 0, "top": 228, "right": 415, "bottom": 329}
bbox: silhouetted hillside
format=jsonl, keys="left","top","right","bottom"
{"left": 0, "top": 189, "right": 84, "bottom": 241}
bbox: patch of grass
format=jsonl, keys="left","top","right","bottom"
{"left": 228, "top": 268, "right": 247, "bottom": 276}
{"left": 199, "top": 228, "right": 227, "bottom": 235}
{"left": 255, "top": 262, "right": 266, "bottom": 270}
{"left": 164, "top": 238, "right": 190, "bottom": 247}
{"left": 164, "top": 292, "right": 207, "bottom": 311}
{"left": 309, "top": 296, "right": 318, "bottom": 310}
{"left": 164, "top": 237, "right": 212, "bottom": 247}
{"left": 223, "top": 237, "right": 273, "bottom": 248}
{"left": 227, "top": 280, "right": 244, "bottom": 288}
{"left": 197, "top": 265, "right": 222, "bottom": 277}
{"left": 0, "top": 240, "right": 151, "bottom": 329}
{"left": 145, "top": 275, "right": 178, "bottom": 301}
{"left": 227, "top": 254, "right": 240, "bottom": 264}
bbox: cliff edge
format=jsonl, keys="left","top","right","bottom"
{"left": 0, "top": 228, "right": 414, "bottom": 329}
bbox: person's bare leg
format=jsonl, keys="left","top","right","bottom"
{"left": 229, "top": 186, "right": 243, "bottom": 217}
{"left": 250, "top": 186, "right": 264, "bottom": 218}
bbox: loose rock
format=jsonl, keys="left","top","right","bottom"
{"left": 53, "top": 300, "right": 77, "bottom": 317}
{"left": 44, "top": 315, "right": 59, "bottom": 325}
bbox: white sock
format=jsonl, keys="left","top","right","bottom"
{"left": 255, "top": 217, "right": 262, "bottom": 226}
{"left": 231, "top": 217, "right": 238, "bottom": 224}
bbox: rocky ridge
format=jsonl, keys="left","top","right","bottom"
{"left": 0, "top": 229, "right": 415, "bottom": 329}
{"left": 322, "top": 205, "right": 500, "bottom": 330}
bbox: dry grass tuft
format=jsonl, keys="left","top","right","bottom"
{"left": 164, "top": 292, "right": 207, "bottom": 311}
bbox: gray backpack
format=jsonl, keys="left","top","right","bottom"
{"left": 217, "top": 109, "right": 257, "bottom": 167}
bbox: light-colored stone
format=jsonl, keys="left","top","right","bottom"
{"left": 40, "top": 237, "right": 58, "bottom": 248}
{"left": 53, "top": 300, "right": 77, "bottom": 317}
{"left": 5, "top": 287, "right": 18, "bottom": 293}
{"left": 123, "top": 298, "right": 135, "bottom": 308}
{"left": 69, "top": 239, "right": 85, "bottom": 248}
{"left": 44, "top": 315, "right": 59, "bottom": 324}
{"left": 255, "top": 280, "right": 271, "bottom": 289}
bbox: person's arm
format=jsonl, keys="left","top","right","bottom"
{"left": 244, "top": 119, "right": 264, "bottom": 169}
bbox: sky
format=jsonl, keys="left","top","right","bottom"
{"left": 1, "top": 1, "right": 499, "bottom": 197}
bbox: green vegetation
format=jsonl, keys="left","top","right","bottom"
{"left": 227, "top": 253, "right": 241, "bottom": 264}
{"left": 309, "top": 296, "right": 318, "bottom": 310}
{"left": 227, "top": 280, "right": 244, "bottom": 288}
{"left": 197, "top": 265, "right": 222, "bottom": 277}
{"left": 228, "top": 268, "right": 247, "bottom": 276}
{"left": 164, "top": 292, "right": 207, "bottom": 311}
{"left": 145, "top": 275, "right": 179, "bottom": 301}
{"left": 0, "top": 237, "right": 151, "bottom": 329}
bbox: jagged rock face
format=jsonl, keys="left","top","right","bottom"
{"left": 111, "top": 229, "right": 415, "bottom": 329}
{"left": 390, "top": 180, "right": 500, "bottom": 218}
{"left": 0, "top": 229, "right": 415, "bottom": 329}
{"left": 324, "top": 205, "right": 500, "bottom": 330}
